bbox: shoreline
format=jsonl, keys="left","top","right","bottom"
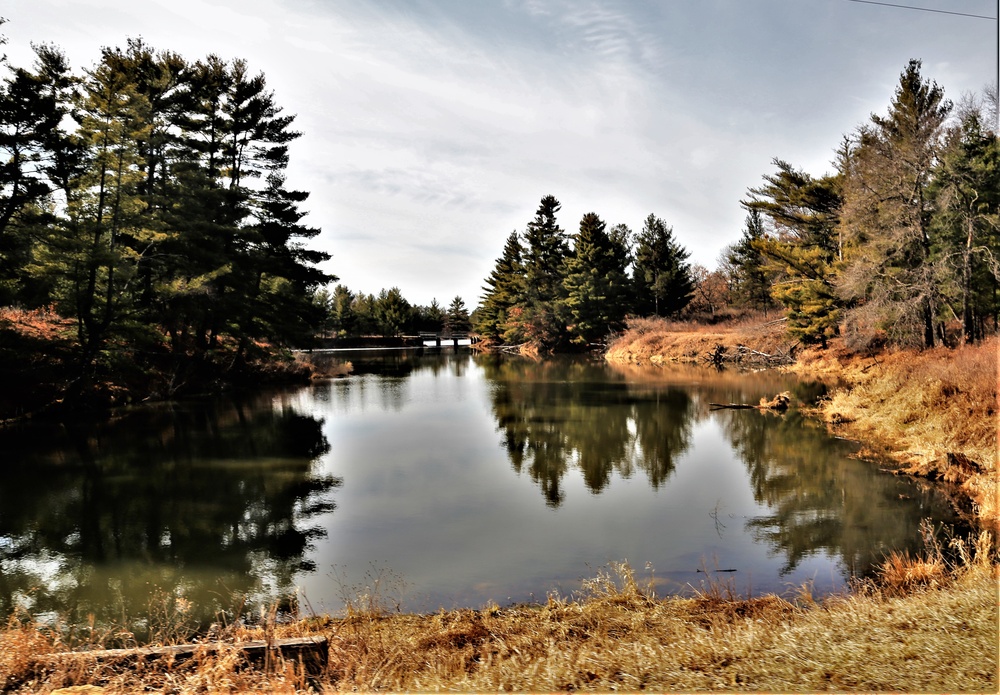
{"left": 2, "top": 322, "right": 997, "bottom": 692}
{"left": 604, "top": 319, "right": 998, "bottom": 534}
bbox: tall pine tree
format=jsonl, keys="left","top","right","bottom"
{"left": 633, "top": 214, "right": 693, "bottom": 317}
{"left": 475, "top": 230, "right": 524, "bottom": 342}
{"left": 838, "top": 59, "right": 951, "bottom": 348}
{"left": 562, "top": 212, "right": 630, "bottom": 344}
{"left": 509, "top": 195, "right": 568, "bottom": 348}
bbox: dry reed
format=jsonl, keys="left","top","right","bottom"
{"left": 4, "top": 555, "right": 996, "bottom": 693}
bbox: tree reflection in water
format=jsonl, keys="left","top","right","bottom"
{"left": 719, "top": 406, "right": 959, "bottom": 577}
{"left": 0, "top": 392, "right": 338, "bottom": 635}
{"left": 484, "top": 356, "right": 964, "bottom": 582}
{"left": 482, "top": 356, "right": 694, "bottom": 506}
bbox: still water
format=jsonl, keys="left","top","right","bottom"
{"left": 0, "top": 351, "right": 964, "bottom": 629}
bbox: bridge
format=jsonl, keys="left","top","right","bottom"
{"left": 311, "top": 332, "right": 480, "bottom": 350}
{"left": 417, "top": 331, "right": 478, "bottom": 348}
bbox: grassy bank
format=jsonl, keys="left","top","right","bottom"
{"left": 607, "top": 316, "right": 998, "bottom": 532}
{"left": 3, "top": 316, "right": 997, "bottom": 693}
{"left": 605, "top": 314, "right": 796, "bottom": 366}
{"left": 2, "top": 556, "right": 996, "bottom": 693}
{"left": 789, "top": 337, "right": 999, "bottom": 531}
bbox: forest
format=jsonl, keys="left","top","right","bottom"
{"left": 476, "top": 60, "right": 999, "bottom": 353}
{"left": 0, "top": 31, "right": 333, "bottom": 412}
{"left": 2, "top": 34, "right": 997, "bottom": 416}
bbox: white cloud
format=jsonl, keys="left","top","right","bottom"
{"left": 4, "top": 0, "right": 997, "bottom": 305}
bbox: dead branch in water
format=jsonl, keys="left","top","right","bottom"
{"left": 706, "top": 343, "right": 795, "bottom": 367}
{"left": 710, "top": 392, "right": 792, "bottom": 412}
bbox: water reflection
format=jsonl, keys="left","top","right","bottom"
{"left": 0, "top": 353, "right": 967, "bottom": 626}
{"left": 0, "top": 393, "right": 338, "bottom": 633}
{"left": 482, "top": 357, "right": 695, "bottom": 505}
{"left": 480, "top": 356, "right": 963, "bottom": 582}
{"left": 720, "top": 407, "right": 952, "bottom": 575}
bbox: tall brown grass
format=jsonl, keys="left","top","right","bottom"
{"left": 3, "top": 556, "right": 995, "bottom": 693}
{"left": 606, "top": 314, "right": 794, "bottom": 365}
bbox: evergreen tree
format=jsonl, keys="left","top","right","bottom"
{"left": 329, "top": 283, "right": 356, "bottom": 337}
{"left": 475, "top": 230, "right": 523, "bottom": 341}
{"left": 413, "top": 298, "right": 445, "bottom": 333}
{"left": 351, "top": 292, "right": 378, "bottom": 336}
{"left": 561, "top": 212, "right": 630, "bottom": 344}
{"left": 58, "top": 53, "right": 151, "bottom": 365}
{"left": 743, "top": 160, "right": 842, "bottom": 345}
{"left": 239, "top": 172, "right": 332, "bottom": 351}
{"left": 633, "top": 214, "right": 693, "bottom": 317}
{"left": 723, "top": 208, "right": 775, "bottom": 313}
{"left": 928, "top": 99, "right": 1000, "bottom": 343}
{"left": 444, "top": 295, "right": 471, "bottom": 334}
{"left": 0, "top": 44, "right": 80, "bottom": 304}
{"left": 509, "top": 195, "right": 568, "bottom": 348}
{"left": 373, "top": 286, "right": 410, "bottom": 336}
{"left": 0, "top": 37, "right": 334, "bottom": 388}
{"left": 838, "top": 59, "right": 952, "bottom": 348}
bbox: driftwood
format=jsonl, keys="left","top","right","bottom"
{"left": 496, "top": 343, "right": 529, "bottom": 354}
{"left": 710, "top": 392, "right": 792, "bottom": 412}
{"left": 707, "top": 343, "right": 794, "bottom": 367}
{"left": 41, "top": 636, "right": 328, "bottom": 673}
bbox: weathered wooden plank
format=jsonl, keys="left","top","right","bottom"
{"left": 43, "top": 635, "right": 328, "bottom": 671}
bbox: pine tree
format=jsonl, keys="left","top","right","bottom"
{"left": 58, "top": 53, "right": 151, "bottom": 365}
{"left": 633, "top": 214, "right": 693, "bottom": 317}
{"left": 561, "top": 212, "right": 631, "bottom": 344}
{"left": 444, "top": 295, "right": 471, "bottom": 334}
{"left": 475, "top": 230, "right": 524, "bottom": 341}
{"left": 373, "top": 287, "right": 410, "bottom": 336}
{"left": 928, "top": 100, "right": 1000, "bottom": 343}
{"left": 838, "top": 59, "right": 952, "bottom": 348}
{"left": 0, "top": 44, "right": 80, "bottom": 305}
{"left": 743, "top": 160, "right": 842, "bottom": 345}
{"left": 723, "top": 208, "right": 775, "bottom": 313}
{"left": 329, "top": 284, "right": 356, "bottom": 337}
{"left": 509, "top": 195, "right": 569, "bottom": 348}
{"left": 417, "top": 298, "right": 446, "bottom": 333}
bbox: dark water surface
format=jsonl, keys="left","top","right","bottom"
{"left": 0, "top": 351, "right": 964, "bottom": 628}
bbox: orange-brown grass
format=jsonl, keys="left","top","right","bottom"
{"left": 878, "top": 550, "right": 949, "bottom": 593}
{"left": 792, "top": 336, "right": 999, "bottom": 530}
{"left": 4, "top": 558, "right": 996, "bottom": 694}
{"left": 0, "top": 306, "right": 76, "bottom": 343}
{"left": 606, "top": 314, "right": 793, "bottom": 365}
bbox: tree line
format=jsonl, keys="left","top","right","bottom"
{"left": 312, "top": 285, "right": 471, "bottom": 338}
{"left": 475, "top": 195, "right": 695, "bottom": 350}
{"left": 722, "top": 60, "right": 999, "bottom": 349}
{"left": 0, "top": 29, "right": 331, "bottom": 393}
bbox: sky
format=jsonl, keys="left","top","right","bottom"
{"left": 3, "top": 0, "right": 998, "bottom": 308}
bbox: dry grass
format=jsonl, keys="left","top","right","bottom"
{"left": 606, "top": 314, "right": 794, "bottom": 365}
{"left": 3, "top": 558, "right": 996, "bottom": 693}
{"left": 0, "top": 306, "right": 76, "bottom": 343}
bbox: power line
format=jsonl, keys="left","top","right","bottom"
{"left": 845, "top": 0, "right": 998, "bottom": 20}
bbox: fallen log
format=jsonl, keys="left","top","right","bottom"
{"left": 41, "top": 635, "right": 328, "bottom": 673}
{"left": 710, "top": 391, "right": 791, "bottom": 412}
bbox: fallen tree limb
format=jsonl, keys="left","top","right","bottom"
{"left": 40, "top": 636, "right": 328, "bottom": 672}
{"left": 710, "top": 392, "right": 791, "bottom": 412}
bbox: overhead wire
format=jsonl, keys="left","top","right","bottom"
{"left": 844, "top": 0, "right": 998, "bottom": 20}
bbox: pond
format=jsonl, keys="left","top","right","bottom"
{"left": 0, "top": 350, "right": 965, "bottom": 632}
